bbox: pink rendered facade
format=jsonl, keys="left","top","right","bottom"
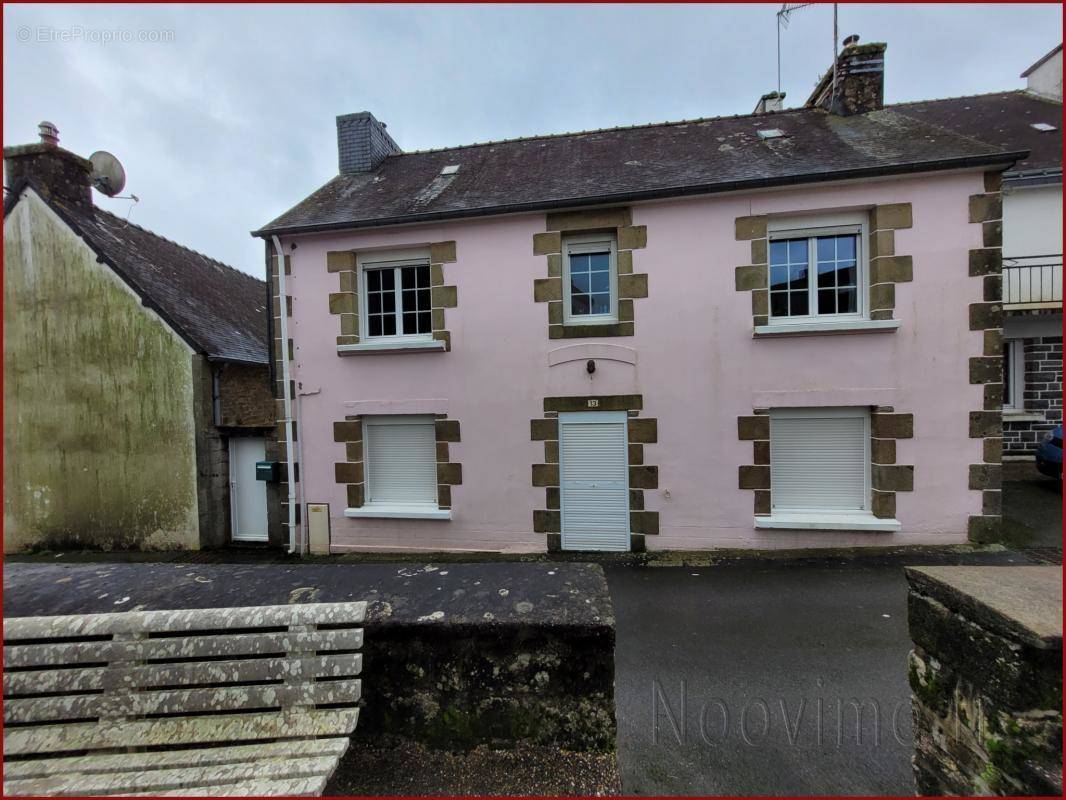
{"left": 276, "top": 170, "right": 994, "bottom": 554}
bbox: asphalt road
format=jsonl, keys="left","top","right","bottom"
{"left": 605, "top": 548, "right": 1045, "bottom": 796}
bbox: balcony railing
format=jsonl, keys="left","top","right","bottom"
{"left": 1002, "top": 255, "right": 1062, "bottom": 307}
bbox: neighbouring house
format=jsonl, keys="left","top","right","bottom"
{"left": 892, "top": 43, "right": 1062, "bottom": 458}
{"left": 3, "top": 124, "right": 280, "bottom": 552}
{"left": 254, "top": 39, "right": 1027, "bottom": 555}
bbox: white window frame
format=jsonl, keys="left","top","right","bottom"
{"left": 766, "top": 212, "right": 869, "bottom": 326}
{"left": 357, "top": 249, "right": 434, "bottom": 342}
{"left": 562, "top": 233, "right": 618, "bottom": 325}
{"left": 345, "top": 415, "right": 449, "bottom": 520}
{"left": 1003, "top": 338, "right": 1025, "bottom": 411}
{"left": 756, "top": 406, "right": 899, "bottom": 531}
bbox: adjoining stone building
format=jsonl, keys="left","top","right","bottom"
{"left": 3, "top": 124, "right": 281, "bottom": 552}
{"left": 892, "top": 43, "right": 1063, "bottom": 458}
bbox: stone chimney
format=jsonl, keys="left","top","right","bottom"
{"left": 805, "top": 36, "right": 886, "bottom": 116}
{"left": 753, "top": 91, "right": 786, "bottom": 114}
{"left": 336, "top": 112, "right": 402, "bottom": 174}
{"left": 3, "top": 121, "right": 93, "bottom": 208}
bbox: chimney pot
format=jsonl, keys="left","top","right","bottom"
{"left": 805, "top": 39, "right": 886, "bottom": 116}
{"left": 842, "top": 34, "right": 860, "bottom": 48}
{"left": 753, "top": 91, "right": 786, "bottom": 115}
{"left": 38, "top": 121, "right": 59, "bottom": 147}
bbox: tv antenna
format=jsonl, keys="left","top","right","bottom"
{"left": 777, "top": 3, "right": 839, "bottom": 97}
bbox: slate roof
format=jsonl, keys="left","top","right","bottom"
{"left": 10, "top": 182, "right": 268, "bottom": 364}
{"left": 890, "top": 90, "right": 1062, "bottom": 176}
{"left": 255, "top": 105, "right": 1026, "bottom": 237}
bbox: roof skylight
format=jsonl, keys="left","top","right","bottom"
{"left": 757, "top": 128, "right": 787, "bottom": 140}
{"left": 1031, "top": 122, "right": 1057, "bottom": 132}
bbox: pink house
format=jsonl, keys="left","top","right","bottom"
{"left": 254, "top": 42, "right": 1023, "bottom": 555}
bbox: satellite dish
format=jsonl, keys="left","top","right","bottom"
{"left": 88, "top": 151, "right": 126, "bottom": 197}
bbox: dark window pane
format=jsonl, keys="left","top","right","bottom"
{"left": 818, "top": 289, "right": 836, "bottom": 314}
{"left": 369, "top": 315, "right": 382, "bottom": 337}
{"left": 571, "top": 273, "right": 591, "bottom": 293}
{"left": 770, "top": 241, "right": 789, "bottom": 265}
{"left": 368, "top": 293, "right": 381, "bottom": 314}
{"left": 402, "top": 311, "right": 417, "bottom": 333}
{"left": 817, "top": 261, "right": 837, "bottom": 288}
{"left": 417, "top": 312, "right": 432, "bottom": 333}
{"left": 770, "top": 292, "right": 789, "bottom": 317}
{"left": 590, "top": 271, "right": 610, "bottom": 294}
{"left": 572, "top": 295, "right": 591, "bottom": 316}
{"left": 789, "top": 265, "right": 808, "bottom": 289}
{"left": 790, "top": 291, "right": 809, "bottom": 316}
{"left": 381, "top": 315, "right": 396, "bottom": 336}
{"left": 380, "top": 269, "right": 395, "bottom": 290}
{"left": 416, "top": 264, "right": 429, "bottom": 287}
{"left": 381, "top": 292, "right": 395, "bottom": 313}
{"left": 401, "top": 267, "right": 416, "bottom": 290}
{"left": 788, "top": 239, "right": 806, "bottom": 263}
{"left": 417, "top": 288, "right": 430, "bottom": 311}
{"left": 770, "top": 265, "right": 789, "bottom": 290}
{"left": 367, "top": 270, "right": 381, "bottom": 291}
{"left": 837, "top": 288, "right": 857, "bottom": 313}
{"left": 569, "top": 254, "right": 589, "bottom": 273}
{"left": 589, "top": 293, "right": 611, "bottom": 315}
{"left": 837, "top": 263, "right": 857, "bottom": 287}
{"left": 588, "top": 252, "right": 610, "bottom": 271}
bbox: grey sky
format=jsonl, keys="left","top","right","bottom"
{"left": 4, "top": 3, "right": 1061, "bottom": 276}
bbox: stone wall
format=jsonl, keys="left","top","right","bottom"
{"left": 217, "top": 362, "right": 274, "bottom": 429}
{"left": 906, "top": 566, "right": 1062, "bottom": 796}
{"left": 357, "top": 562, "right": 615, "bottom": 752}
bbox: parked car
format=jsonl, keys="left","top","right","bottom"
{"left": 1035, "top": 425, "right": 1062, "bottom": 481}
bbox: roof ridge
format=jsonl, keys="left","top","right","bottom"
{"left": 886, "top": 89, "right": 1035, "bottom": 108}
{"left": 90, "top": 204, "right": 262, "bottom": 285}
{"left": 392, "top": 105, "right": 823, "bottom": 157}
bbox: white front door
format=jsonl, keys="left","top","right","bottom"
{"left": 230, "top": 437, "right": 268, "bottom": 542}
{"left": 559, "top": 411, "right": 630, "bottom": 552}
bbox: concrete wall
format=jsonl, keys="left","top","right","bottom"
{"left": 3, "top": 189, "right": 200, "bottom": 552}
{"left": 1025, "top": 49, "right": 1063, "bottom": 101}
{"left": 278, "top": 171, "right": 990, "bottom": 553}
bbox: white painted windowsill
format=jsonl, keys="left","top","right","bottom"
{"left": 345, "top": 505, "right": 452, "bottom": 520}
{"left": 754, "top": 319, "right": 901, "bottom": 338}
{"left": 754, "top": 512, "right": 902, "bottom": 532}
{"left": 338, "top": 339, "right": 446, "bottom": 356}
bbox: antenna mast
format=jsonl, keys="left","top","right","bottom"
{"left": 776, "top": 3, "right": 839, "bottom": 96}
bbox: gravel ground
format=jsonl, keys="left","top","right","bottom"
{"left": 326, "top": 737, "right": 620, "bottom": 796}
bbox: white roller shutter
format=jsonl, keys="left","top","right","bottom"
{"left": 559, "top": 412, "right": 630, "bottom": 552}
{"left": 770, "top": 409, "right": 869, "bottom": 512}
{"left": 365, "top": 417, "right": 438, "bottom": 505}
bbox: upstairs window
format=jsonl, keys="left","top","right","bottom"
{"left": 768, "top": 214, "right": 866, "bottom": 322}
{"left": 564, "top": 233, "right": 617, "bottom": 324}
{"left": 359, "top": 250, "right": 432, "bottom": 339}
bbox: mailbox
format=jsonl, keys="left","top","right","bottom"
{"left": 255, "top": 460, "right": 280, "bottom": 482}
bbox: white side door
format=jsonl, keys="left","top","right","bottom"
{"left": 230, "top": 437, "right": 268, "bottom": 542}
{"left": 559, "top": 411, "right": 630, "bottom": 552}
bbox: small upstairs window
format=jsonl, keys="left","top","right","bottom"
{"left": 768, "top": 213, "right": 867, "bottom": 323}
{"left": 358, "top": 249, "right": 432, "bottom": 339}
{"left": 563, "top": 233, "right": 617, "bottom": 324}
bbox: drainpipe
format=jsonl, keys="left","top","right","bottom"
{"left": 271, "top": 235, "right": 298, "bottom": 554}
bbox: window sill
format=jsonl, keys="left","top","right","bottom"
{"left": 344, "top": 505, "right": 452, "bottom": 520}
{"left": 1003, "top": 411, "right": 1047, "bottom": 422}
{"left": 753, "top": 319, "right": 901, "bottom": 338}
{"left": 338, "top": 339, "right": 446, "bottom": 356}
{"left": 754, "top": 512, "right": 901, "bottom": 532}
